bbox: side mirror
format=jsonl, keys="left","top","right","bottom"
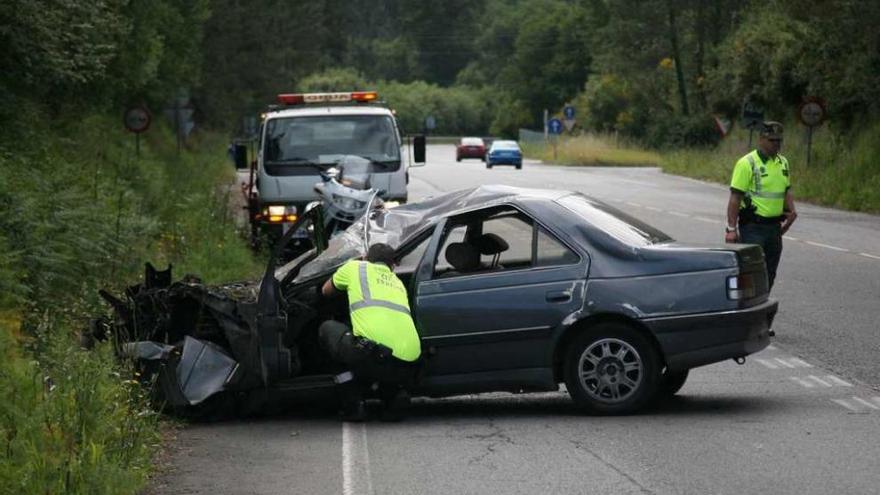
{"left": 233, "top": 144, "right": 249, "bottom": 170}
{"left": 411, "top": 135, "right": 426, "bottom": 166}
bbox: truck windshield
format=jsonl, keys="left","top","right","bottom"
{"left": 264, "top": 115, "right": 400, "bottom": 175}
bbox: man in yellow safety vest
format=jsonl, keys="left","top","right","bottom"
{"left": 320, "top": 243, "right": 421, "bottom": 420}
{"left": 725, "top": 121, "right": 798, "bottom": 288}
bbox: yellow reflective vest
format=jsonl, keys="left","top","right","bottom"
{"left": 332, "top": 260, "right": 421, "bottom": 362}
{"left": 730, "top": 150, "right": 790, "bottom": 218}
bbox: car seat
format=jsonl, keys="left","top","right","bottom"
{"left": 472, "top": 233, "right": 509, "bottom": 269}
{"left": 443, "top": 242, "right": 481, "bottom": 276}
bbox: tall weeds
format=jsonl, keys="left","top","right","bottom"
{"left": 0, "top": 106, "right": 263, "bottom": 494}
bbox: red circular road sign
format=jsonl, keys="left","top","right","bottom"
{"left": 124, "top": 106, "right": 152, "bottom": 133}
{"left": 798, "top": 97, "right": 827, "bottom": 127}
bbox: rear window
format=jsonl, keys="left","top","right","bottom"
{"left": 492, "top": 141, "right": 519, "bottom": 150}
{"left": 557, "top": 194, "right": 672, "bottom": 246}
{"left": 461, "top": 138, "right": 484, "bottom": 146}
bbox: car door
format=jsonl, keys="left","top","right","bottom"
{"left": 413, "top": 205, "right": 587, "bottom": 377}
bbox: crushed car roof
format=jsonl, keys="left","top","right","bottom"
{"left": 277, "top": 185, "right": 573, "bottom": 283}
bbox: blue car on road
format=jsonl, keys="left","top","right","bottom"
{"left": 486, "top": 140, "right": 522, "bottom": 169}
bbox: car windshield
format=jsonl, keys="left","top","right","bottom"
{"left": 492, "top": 141, "right": 519, "bottom": 150}
{"left": 557, "top": 194, "right": 672, "bottom": 246}
{"left": 263, "top": 115, "right": 400, "bottom": 172}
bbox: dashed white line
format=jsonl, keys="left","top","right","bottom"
{"left": 626, "top": 201, "right": 642, "bottom": 207}
{"left": 693, "top": 216, "right": 715, "bottom": 224}
{"left": 852, "top": 397, "right": 880, "bottom": 410}
{"left": 668, "top": 211, "right": 691, "bottom": 218}
{"left": 645, "top": 206, "right": 662, "bottom": 212}
{"left": 859, "top": 252, "right": 880, "bottom": 260}
{"left": 783, "top": 235, "right": 799, "bottom": 241}
{"left": 804, "top": 240, "right": 849, "bottom": 252}
{"left": 791, "top": 377, "right": 815, "bottom": 388}
{"left": 775, "top": 358, "right": 797, "bottom": 368}
{"left": 342, "top": 422, "right": 373, "bottom": 495}
{"left": 806, "top": 375, "right": 833, "bottom": 387}
{"left": 789, "top": 358, "right": 813, "bottom": 368}
{"left": 825, "top": 375, "right": 853, "bottom": 387}
{"left": 832, "top": 399, "right": 860, "bottom": 412}
{"left": 756, "top": 358, "right": 779, "bottom": 369}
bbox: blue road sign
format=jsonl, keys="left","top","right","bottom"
{"left": 548, "top": 118, "right": 563, "bottom": 135}
{"left": 563, "top": 106, "right": 575, "bottom": 120}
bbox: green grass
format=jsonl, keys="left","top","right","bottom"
{"left": 661, "top": 122, "right": 880, "bottom": 213}
{"left": 0, "top": 105, "right": 265, "bottom": 494}
{"left": 522, "top": 133, "right": 661, "bottom": 167}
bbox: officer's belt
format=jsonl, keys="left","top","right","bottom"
{"left": 742, "top": 214, "right": 783, "bottom": 225}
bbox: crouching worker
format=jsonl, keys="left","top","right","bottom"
{"left": 319, "top": 243, "right": 422, "bottom": 421}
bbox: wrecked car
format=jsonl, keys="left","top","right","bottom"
{"left": 96, "top": 185, "right": 778, "bottom": 416}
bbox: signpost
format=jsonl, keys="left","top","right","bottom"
{"left": 798, "top": 97, "right": 827, "bottom": 167}
{"left": 548, "top": 118, "right": 563, "bottom": 161}
{"left": 563, "top": 105, "right": 576, "bottom": 132}
{"left": 424, "top": 115, "right": 436, "bottom": 134}
{"left": 124, "top": 106, "right": 151, "bottom": 157}
{"left": 741, "top": 99, "right": 764, "bottom": 149}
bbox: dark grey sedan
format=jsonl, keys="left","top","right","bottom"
{"left": 99, "top": 185, "right": 777, "bottom": 416}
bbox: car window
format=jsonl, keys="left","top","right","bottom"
{"left": 491, "top": 141, "right": 519, "bottom": 151}
{"left": 461, "top": 138, "right": 483, "bottom": 146}
{"left": 480, "top": 213, "right": 532, "bottom": 268}
{"left": 535, "top": 226, "right": 579, "bottom": 267}
{"left": 395, "top": 233, "right": 431, "bottom": 275}
{"left": 434, "top": 225, "right": 467, "bottom": 276}
{"left": 558, "top": 194, "right": 672, "bottom": 246}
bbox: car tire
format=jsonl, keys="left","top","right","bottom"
{"left": 515, "top": 163, "right": 522, "bottom": 170}
{"left": 659, "top": 369, "right": 689, "bottom": 397}
{"left": 456, "top": 157, "right": 461, "bottom": 162}
{"left": 564, "top": 323, "right": 661, "bottom": 415}
{"left": 486, "top": 163, "right": 492, "bottom": 169}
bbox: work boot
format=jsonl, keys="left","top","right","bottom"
{"left": 380, "top": 390, "right": 410, "bottom": 422}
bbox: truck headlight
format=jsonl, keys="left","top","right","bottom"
{"left": 262, "top": 205, "right": 297, "bottom": 223}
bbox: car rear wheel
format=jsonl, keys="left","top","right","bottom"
{"left": 486, "top": 163, "right": 492, "bottom": 169}
{"left": 515, "top": 164, "right": 522, "bottom": 170}
{"left": 659, "top": 370, "right": 689, "bottom": 397}
{"left": 564, "top": 323, "right": 660, "bottom": 415}
{"left": 456, "top": 156, "right": 461, "bottom": 162}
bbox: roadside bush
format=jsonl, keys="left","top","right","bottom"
{"left": 645, "top": 113, "right": 721, "bottom": 149}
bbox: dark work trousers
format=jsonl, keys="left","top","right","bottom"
{"left": 318, "top": 320, "right": 420, "bottom": 398}
{"left": 739, "top": 222, "right": 783, "bottom": 289}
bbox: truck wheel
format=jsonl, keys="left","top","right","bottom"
{"left": 564, "top": 323, "right": 660, "bottom": 415}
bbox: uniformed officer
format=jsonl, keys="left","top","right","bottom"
{"left": 725, "top": 121, "right": 798, "bottom": 288}
{"left": 319, "top": 243, "right": 421, "bottom": 420}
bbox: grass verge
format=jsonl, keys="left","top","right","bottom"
{"left": 0, "top": 106, "right": 264, "bottom": 494}
{"left": 522, "top": 133, "right": 661, "bottom": 166}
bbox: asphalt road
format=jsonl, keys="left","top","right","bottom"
{"left": 153, "top": 145, "right": 880, "bottom": 495}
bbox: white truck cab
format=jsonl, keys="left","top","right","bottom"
{"left": 235, "top": 91, "right": 425, "bottom": 247}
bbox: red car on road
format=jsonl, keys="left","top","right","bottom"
{"left": 456, "top": 137, "right": 486, "bottom": 162}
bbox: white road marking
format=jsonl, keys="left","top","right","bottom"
{"left": 859, "top": 252, "right": 880, "bottom": 260}
{"left": 825, "top": 375, "right": 853, "bottom": 387}
{"left": 626, "top": 201, "right": 642, "bottom": 207}
{"left": 756, "top": 358, "right": 779, "bottom": 369}
{"left": 645, "top": 206, "right": 662, "bottom": 212}
{"left": 852, "top": 397, "right": 880, "bottom": 410}
{"left": 775, "top": 358, "right": 797, "bottom": 368}
{"left": 789, "top": 358, "right": 813, "bottom": 368}
{"left": 832, "top": 399, "right": 860, "bottom": 412}
{"left": 806, "top": 375, "right": 833, "bottom": 387}
{"left": 804, "top": 241, "right": 849, "bottom": 252}
{"left": 693, "top": 216, "right": 715, "bottom": 224}
{"left": 783, "top": 236, "right": 799, "bottom": 241}
{"left": 668, "top": 211, "right": 691, "bottom": 218}
{"left": 790, "top": 377, "right": 815, "bottom": 388}
{"left": 342, "top": 422, "right": 373, "bottom": 495}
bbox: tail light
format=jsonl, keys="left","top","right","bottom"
{"left": 727, "top": 273, "right": 756, "bottom": 300}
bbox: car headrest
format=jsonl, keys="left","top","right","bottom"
{"left": 473, "top": 233, "right": 509, "bottom": 255}
{"left": 445, "top": 242, "right": 481, "bottom": 272}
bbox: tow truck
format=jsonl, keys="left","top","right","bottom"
{"left": 233, "top": 90, "right": 426, "bottom": 250}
